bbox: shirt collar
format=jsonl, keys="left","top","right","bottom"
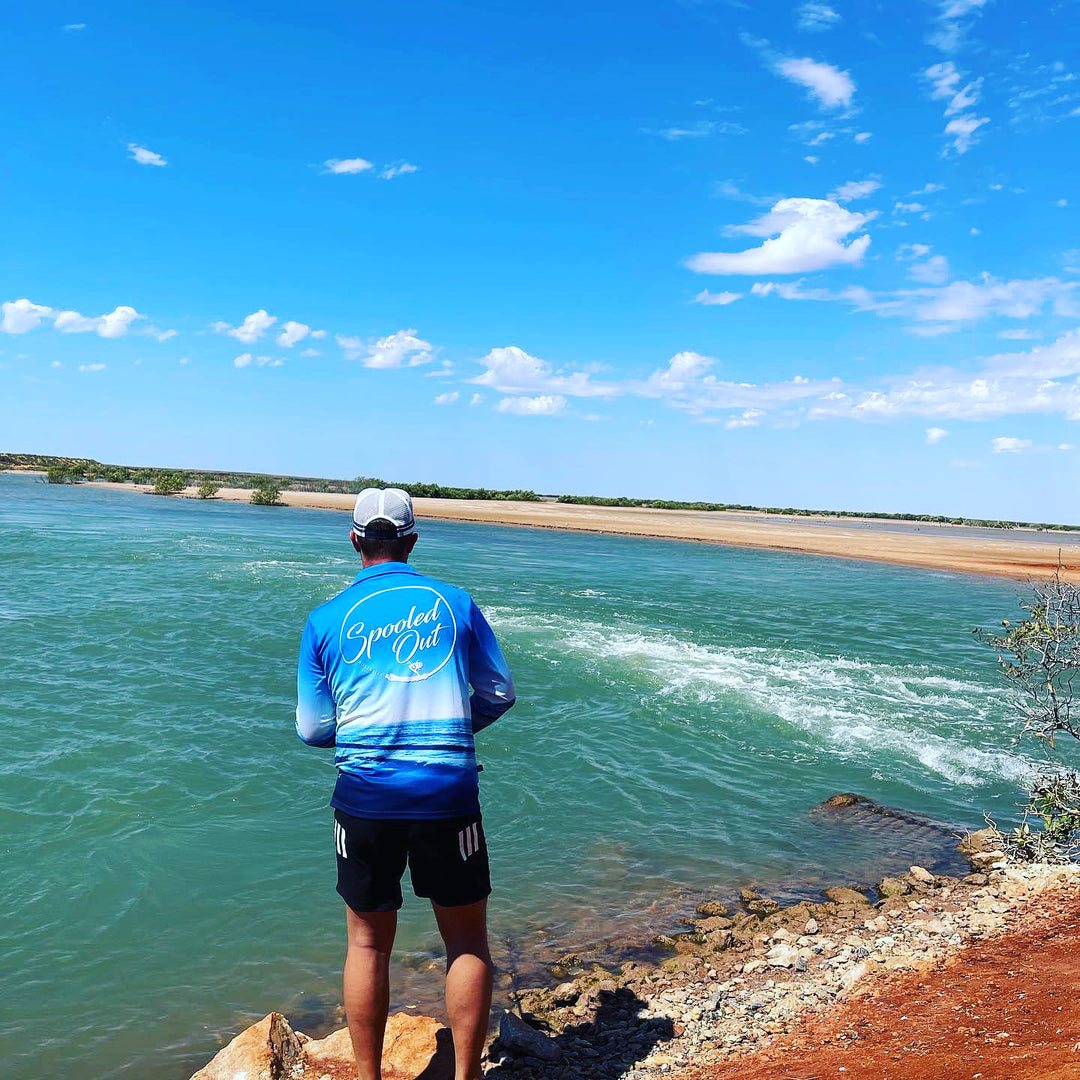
{"left": 353, "top": 561, "right": 419, "bottom": 584}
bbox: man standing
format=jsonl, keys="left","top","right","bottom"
{"left": 295, "top": 488, "right": 515, "bottom": 1080}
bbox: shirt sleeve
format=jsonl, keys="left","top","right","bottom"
{"left": 467, "top": 600, "right": 515, "bottom": 733}
{"left": 295, "top": 617, "right": 337, "bottom": 747}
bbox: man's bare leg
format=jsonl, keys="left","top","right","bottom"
{"left": 432, "top": 899, "right": 493, "bottom": 1080}
{"left": 344, "top": 906, "right": 398, "bottom": 1080}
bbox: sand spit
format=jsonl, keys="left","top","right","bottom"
{"left": 87, "top": 482, "right": 1078, "bottom": 582}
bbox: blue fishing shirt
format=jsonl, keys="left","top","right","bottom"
{"left": 295, "top": 561, "right": 515, "bottom": 819}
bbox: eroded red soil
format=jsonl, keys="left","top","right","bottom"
{"left": 693, "top": 892, "right": 1080, "bottom": 1080}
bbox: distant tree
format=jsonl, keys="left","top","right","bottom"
{"left": 46, "top": 464, "right": 73, "bottom": 484}
{"left": 977, "top": 569, "right": 1080, "bottom": 862}
{"left": 153, "top": 471, "right": 188, "bottom": 496}
{"left": 196, "top": 481, "right": 220, "bottom": 499}
{"left": 251, "top": 478, "right": 282, "bottom": 506}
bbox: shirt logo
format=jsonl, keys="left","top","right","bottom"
{"left": 339, "top": 585, "right": 457, "bottom": 682}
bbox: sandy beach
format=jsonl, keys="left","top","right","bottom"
{"left": 128, "top": 483, "right": 1077, "bottom": 582}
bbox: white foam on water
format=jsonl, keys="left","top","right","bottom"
{"left": 489, "top": 606, "right": 1027, "bottom": 786}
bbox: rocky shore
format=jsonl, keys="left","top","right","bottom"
{"left": 191, "top": 819, "right": 1080, "bottom": 1080}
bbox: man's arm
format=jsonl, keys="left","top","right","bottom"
{"left": 468, "top": 601, "right": 515, "bottom": 733}
{"left": 295, "top": 618, "right": 337, "bottom": 747}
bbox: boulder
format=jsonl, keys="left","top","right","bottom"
{"left": 824, "top": 886, "right": 870, "bottom": 906}
{"left": 190, "top": 1012, "right": 451, "bottom": 1080}
{"left": 191, "top": 1012, "right": 303, "bottom": 1080}
{"left": 739, "top": 888, "right": 780, "bottom": 917}
{"left": 497, "top": 1011, "right": 561, "bottom": 1063}
{"left": 304, "top": 1014, "right": 452, "bottom": 1080}
{"left": 877, "top": 875, "right": 912, "bottom": 898}
{"left": 908, "top": 865, "right": 935, "bottom": 885}
{"left": 695, "top": 900, "right": 731, "bottom": 917}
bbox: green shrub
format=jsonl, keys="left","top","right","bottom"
{"left": 153, "top": 471, "right": 188, "bottom": 496}
{"left": 251, "top": 479, "right": 282, "bottom": 506}
{"left": 196, "top": 481, "right": 220, "bottom": 500}
{"left": 46, "top": 464, "right": 73, "bottom": 484}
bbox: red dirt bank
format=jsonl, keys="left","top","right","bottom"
{"left": 695, "top": 891, "right": 1080, "bottom": 1080}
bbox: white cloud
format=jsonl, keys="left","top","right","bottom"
{"left": 380, "top": 162, "right": 419, "bottom": 180}
{"left": 693, "top": 289, "right": 743, "bottom": 306}
{"left": 830, "top": 179, "right": 881, "bottom": 202}
{"left": 433, "top": 391, "right": 459, "bottom": 405}
{"left": 469, "top": 393, "right": 485, "bottom": 407}
{"left": 219, "top": 310, "right": 276, "bottom": 344}
{"left": 300, "top": 347, "right": 321, "bottom": 357}
{"left": 310, "top": 329, "right": 327, "bottom": 339}
{"left": 150, "top": 328, "right": 178, "bottom": 342}
{"left": 2, "top": 298, "right": 55, "bottom": 333}
{"left": 804, "top": 155, "right": 819, "bottom": 165}
{"left": 635, "top": 351, "right": 834, "bottom": 417}
{"left": 925, "top": 62, "right": 988, "bottom": 154}
{"left": 495, "top": 395, "right": 567, "bottom": 416}
{"left": 97, "top": 306, "right": 141, "bottom": 339}
{"left": 926, "top": 426, "right": 948, "bottom": 444}
{"left": 774, "top": 55, "right": 855, "bottom": 109}
{"left": 179, "top": 356, "right": 190, "bottom": 365}
{"left": 276, "top": 321, "right": 311, "bottom": 348}
{"left": 337, "top": 328, "right": 434, "bottom": 368}
{"left": 3, "top": 299, "right": 142, "bottom": 338}
{"left": 1058, "top": 198, "right": 1069, "bottom": 208}
{"left": 324, "top": 158, "right": 374, "bottom": 175}
{"left": 686, "top": 198, "right": 873, "bottom": 276}
{"left": 796, "top": 3, "right": 841, "bottom": 32}
{"left": 128, "top": 144, "right": 167, "bottom": 167}
{"left": 992, "top": 437, "right": 1033, "bottom": 454}
{"left": 62, "top": 23, "right": 86, "bottom": 31}
{"left": 930, "top": 0, "right": 989, "bottom": 53}
{"left": 908, "top": 254, "right": 950, "bottom": 285}
{"left": 471, "top": 345, "right": 619, "bottom": 397}
{"left": 998, "top": 328, "right": 1037, "bottom": 340}
{"left": 725, "top": 409, "right": 765, "bottom": 428}
{"left": 652, "top": 120, "right": 747, "bottom": 140}
{"left": 234, "top": 353, "right": 253, "bottom": 368}
{"left": 943, "top": 113, "right": 989, "bottom": 154}
{"left": 77, "top": 363, "right": 106, "bottom": 373}
{"left": 894, "top": 201, "right": 926, "bottom": 215}
{"left": 854, "top": 131, "right": 872, "bottom": 143}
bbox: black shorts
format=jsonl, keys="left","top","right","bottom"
{"left": 333, "top": 809, "right": 491, "bottom": 913}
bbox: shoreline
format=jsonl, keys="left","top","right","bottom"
{"left": 82, "top": 479, "right": 1078, "bottom": 582}
{"left": 194, "top": 835, "right": 1080, "bottom": 1080}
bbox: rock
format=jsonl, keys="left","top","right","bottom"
{"left": 909, "top": 865, "right": 935, "bottom": 885}
{"left": 824, "top": 887, "right": 870, "bottom": 906}
{"left": 498, "top": 1011, "right": 562, "bottom": 1063}
{"left": 877, "top": 876, "right": 911, "bottom": 898}
{"left": 740, "top": 889, "right": 780, "bottom": 917}
{"left": 191, "top": 1012, "right": 303, "bottom": 1080}
{"left": 190, "top": 1012, "right": 451, "bottom": 1080}
{"left": 765, "top": 944, "right": 801, "bottom": 969}
{"left": 304, "top": 1015, "right": 451, "bottom": 1079}
{"left": 694, "top": 915, "right": 733, "bottom": 933}
{"left": 818, "top": 793, "right": 868, "bottom": 809}
{"left": 839, "top": 960, "right": 872, "bottom": 993}
{"left": 552, "top": 982, "right": 580, "bottom": 1006}
{"left": 804, "top": 918, "right": 819, "bottom": 935}
{"left": 695, "top": 900, "right": 731, "bottom": 917}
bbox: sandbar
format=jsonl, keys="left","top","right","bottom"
{"left": 89, "top": 482, "right": 1078, "bottom": 582}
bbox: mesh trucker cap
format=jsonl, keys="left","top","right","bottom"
{"left": 351, "top": 487, "right": 416, "bottom": 539}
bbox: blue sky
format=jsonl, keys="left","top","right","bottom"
{"left": 2, "top": 1, "right": 1079, "bottom": 520}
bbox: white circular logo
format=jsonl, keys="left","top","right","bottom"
{"left": 339, "top": 585, "right": 457, "bottom": 682}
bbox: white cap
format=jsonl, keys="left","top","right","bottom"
{"left": 351, "top": 487, "right": 416, "bottom": 538}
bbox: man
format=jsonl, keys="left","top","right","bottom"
{"left": 295, "top": 487, "right": 515, "bottom": 1080}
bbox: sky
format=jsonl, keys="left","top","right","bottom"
{"left": 2, "top": 1, "right": 1079, "bottom": 521}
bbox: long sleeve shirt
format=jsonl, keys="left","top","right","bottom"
{"left": 296, "top": 561, "right": 515, "bottom": 819}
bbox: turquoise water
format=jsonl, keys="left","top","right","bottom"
{"left": 0, "top": 474, "right": 1042, "bottom": 1078}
